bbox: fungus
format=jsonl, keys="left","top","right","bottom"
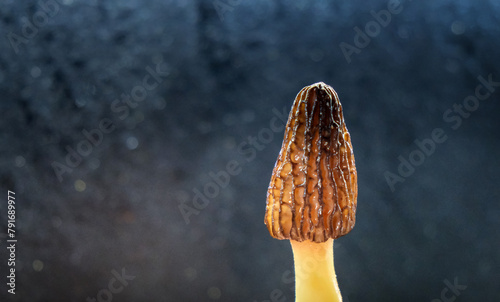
{"left": 265, "top": 82, "right": 357, "bottom": 301}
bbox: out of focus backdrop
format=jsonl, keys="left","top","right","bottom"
{"left": 1, "top": 0, "right": 499, "bottom": 301}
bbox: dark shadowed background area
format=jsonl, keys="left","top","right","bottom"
{"left": 1, "top": 0, "right": 499, "bottom": 301}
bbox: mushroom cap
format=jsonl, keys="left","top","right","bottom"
{"left": 265, "top": 82, "right": 357, "bottom": 243}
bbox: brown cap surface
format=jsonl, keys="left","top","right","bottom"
{"left": 265, "top": 82, "right": 357, "bottom": 243}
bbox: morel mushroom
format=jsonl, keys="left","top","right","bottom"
{"left": 265, "top": 82, "right": 357, "bottom": 302}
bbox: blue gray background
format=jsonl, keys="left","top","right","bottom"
{"left": 0, "top": 0, "right": 499, "bottom": 301}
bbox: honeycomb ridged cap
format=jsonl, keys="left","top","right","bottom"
{"left": 264, "top": 82, "right": 357, "bottom": 243}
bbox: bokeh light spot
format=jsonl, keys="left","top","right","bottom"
{"left": 33, "top": 260, "right": 44, "bottom": 272}
{"left": 14, "top": 155, "right": 26, "bottom": 167}
{"left": 30, "top": 66, "right": 41, "bottom": 78}
{"left": 207, "top": 287, "right": 221, "bottom": 300}
{"left": 74, "top": 179, "right": 86, "bottom": 192}
{"left": 451, "top": 21, "right": 465, "bottom": 35}
{"left": 126, "top": 136, "right": 139, "bottom": 150}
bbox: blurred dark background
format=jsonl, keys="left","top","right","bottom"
{"left": 1, "top": 0, "right": 499, "bottom": 301}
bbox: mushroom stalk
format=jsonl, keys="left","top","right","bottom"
{"left": 291, "top": 239, "right": 342, "bottom": 302}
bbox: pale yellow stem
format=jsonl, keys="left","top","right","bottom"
{"left": 290, "top": 238, "right": 342, "bottom": 302}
